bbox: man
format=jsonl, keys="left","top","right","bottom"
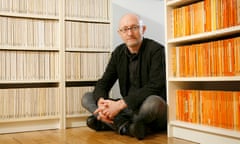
{"left": 81, "top": 13, "right": 167, "bottom": 140}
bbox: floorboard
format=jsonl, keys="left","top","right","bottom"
{"left": 0, "top": 127, "right": 198, "bottom": 144}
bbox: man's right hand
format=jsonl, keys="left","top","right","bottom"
{"left": 94, "top": 98, "right": 113, "bottom": 124}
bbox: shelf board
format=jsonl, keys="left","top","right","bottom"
{"left": 166, "top": 0, "right": 202, "bottom": 7}
{"left": 167, "top": 25, "right": 240, "bottom": 45}
{"left": 66, "top": 79, "right": 99, "bottom": 82}
{"left": 168, "top": 76, "right": 240, "bottom": 82}
{"left": 65, "top": 48, "right": 111, "bottom": 53}
{"left": 65, "top": 16, "right": 110, "bottom": 23}
{"left": 0, "top": 116, "right": 59, "bottom": 123}
{"left": 170, "top": 120, "right": 240, "bottom": 139}
{"left": 0, "top": 46, "right": 59, "bottom": 51}
{"left": 0, "top": 80, "right": 59, "bottom": 84}
{"left": 0, "top": 12, "right": 59, "bottom": 20}
{"left": 0, "top": 117, "right": 60, "bottom": 134}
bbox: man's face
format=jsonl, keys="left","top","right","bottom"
{"left": 118, "top": 15, "right": 146, "bottom": 50}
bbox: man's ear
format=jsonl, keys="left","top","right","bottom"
{"left": 142, "top": 25, "right": 146, "bottom": 34}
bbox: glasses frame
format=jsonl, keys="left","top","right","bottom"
{"left": 118, "top": 25, "right": 141, "bottom": 34}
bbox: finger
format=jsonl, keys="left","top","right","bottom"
{"left": 98, "top": 111, "right": 107, "bottom": 119}
{"left": 98, "top": 112, "right": 113, "bottom": 124}
{"left": 101, "top": 117, "right": 113, "bottom": 124}
{"left": 102, "top": 109, "right": 109, "bottom": 115}
{"left": 94, "top": 108, "right": 100, "bottom": 114}
{"left": 94, "top": 106, "right": 105, "bottom": 114}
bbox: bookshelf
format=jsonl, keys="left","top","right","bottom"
{"left": 64, "top": 0, "right": 111, "bottom": 128}
{"left": 165, "top": 0, "right": 240, "bottom": 144}
{"left": 0, "top": 0, "right": 112, "bottom": 133}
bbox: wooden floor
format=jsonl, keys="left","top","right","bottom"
{"left": 0, "top": 127, "right": 197, "bottom": 144}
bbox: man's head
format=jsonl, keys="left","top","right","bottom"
{"left": 118, "top": 13, "right": 146, "bottom": 53}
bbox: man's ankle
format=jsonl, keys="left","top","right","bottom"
{"left": 86, "top": 115, "right": 112, "bottom": 131}
{"left": 129, "top": 121, "right": 146, "bottom": 140}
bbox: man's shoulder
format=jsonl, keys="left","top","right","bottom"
{"left": 144, "top": 38, "right": 164, "bottom": 49}
{"left": 142, "top": 38, "right": 165, "bottom": 54}
{"left": 112, "top": 43, "right": 126, "bottom": 54}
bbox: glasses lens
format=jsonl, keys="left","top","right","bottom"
{"left": 119, "top": 25, "right": 140, "bottom": 33}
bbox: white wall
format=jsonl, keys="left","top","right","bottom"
{"left": 111, "top": 0, "right": 165, "bottom": 98}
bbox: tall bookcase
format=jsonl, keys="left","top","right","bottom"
{"left": 63, "top": 0, "right": 111, "bottom": 128}
{"left": 0, "top": 0, "right": 111, "bottom": 133}
{"left": 165, "top": 0, "right": 240, "bottom": 144}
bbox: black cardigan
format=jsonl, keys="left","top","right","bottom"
{"left": 93, "top": 38, "right": 166, "bottom": 111}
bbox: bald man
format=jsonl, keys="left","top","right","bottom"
{"left": 81, "top": 13, "right": 167, "bottom": 140}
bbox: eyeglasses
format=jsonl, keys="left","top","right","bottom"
{"left": 118, "top": 25, "right": 140, "bottom": 33}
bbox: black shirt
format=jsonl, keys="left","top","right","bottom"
{"left": 126, "top": 49, "right": 139, "bottom": 97}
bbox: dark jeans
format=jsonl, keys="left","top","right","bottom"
{"left": 81, "top": 92, "right": 167, "bottom": 133}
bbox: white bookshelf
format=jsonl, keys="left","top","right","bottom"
{"left": 63, "top": 0, "right": 112, "bottom": 128}
{"left": 165, "top": 0, "right": 240, "bottom": 144}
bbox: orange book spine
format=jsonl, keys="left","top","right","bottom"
{"left": 176, "top": 90, "right": 180, "bottom": 120}
{"left": 196, "top": 44, "right": 203, "bottom": 76}
{"left": 189, "top": 90, "right": 194, "bottom": 123}
{"left": 192, "top": 1, "right": 205, "bottom": 34}
{"left": 189, "top": 45, "right": 197, "bottom": 77}
{"left": 222, "top": 0, "right": 229, "bottom": 28}
{"left": 207, "top": 91, "right": 212, "bottom": 126}
{"left": 233, "top": 91, "right": 240, "bottom": 130}
{"left": 230, "top": 38, "right": 235, "bottom": 76}
{"left": 204, "top": 0, "right": 212, "bottom": 31}
{"left": 179, "top": 46, "right": 185, "bottom": 77}
{"left": 211, "top": 0, "right": 217, "bottom": 30}
{"left": 226, "top": 92, "right": 234, "bottom": 129}
{"left": 223, "top": 40, "right": 228, "bottom": 76}
{"left": 185, "top": 6, "right": 191, "bottom": 36}
{"left": 171, "top": 47, "right": 177, "bottom": 77}
{"left": 217, "top": 40, "right": 224, "bottom": 76}
{"left": 216, "top": 0, "right": 223, "bottom": 29}
{"left": 209, "top": 42, "right": 215, "bottom": 76}
{"left": 195, "top": 90, "right": 200, "bottom": 124}
{"left": 216, "top": 91, "right": 222, "bottom": 127}
{"left": 212, "top": 91, "right": 218, "bottom": 127}
{"left": 176, "top": 90, "right": 183, "bottom": 121}
{"left": 214, "top": 42, "right": 220, "bottom": 76}
{"left": 221, "top": 92, "right": 227, "bottom": 128}
{"left": 237, "top": 92, "right": 240, "bottom": 130}
{"left": 184, "top": 46, "right": 190, "bottom": 77}
{"left": 188, "top": 90, "right": 196, "bottom": 123}
{"left": 234, "top": 37, "right": 240, "bottom": 75}
{"left": 183, "top": 90, "right": 189, "bottom": 122}
{"left": 200, "top": 91, "right": 206, "bottom": 125}
{"left": 231, "top": 0, "right": 237, "bottom": 26}
{"left": 237, "top": 0, "right": 240, "bottom": 25}
{"left": 203, "top": 43, "right": 210, "bottom": 76}
{"left": 173, "top": 9, "right": 177, "bottom": 38}
{"left": 214, "top": 41, "right": 220, "bottom": 76}
{"left": 225, "top": 39, "right": 235, "bottom": 76}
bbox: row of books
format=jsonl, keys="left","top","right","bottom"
{"left": 65, "top": 0, "right": 110, "bottom": 20}
{"left": 171, "top": 36, "right": 240, "bottom": 77}
{"left": 0, "top": 51, "right": 59, "bottom": 81}
{"left": 0, "top": 0, "right": 58, "bottom": 16}
{"left": 66, "top": 86, "right": 93, "bottom": 116}
{"left": 176, "top": 89, "right": 240, "bottom": 131}
{"left": 65, "top": 21, "right": 110, "bottom": 50}
{"left": 65, "top": 52, "right": 109, "bottom": 81}
{"left": 173, "top": 0, "right": 240, "bottom": 38}
{"left": 0, "top": 87, "right": 59, "bottom": 120}
{"left": 0, "top": 17, "right": 58, "bottom": 50}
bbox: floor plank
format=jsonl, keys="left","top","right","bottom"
{"left": 0, "top": 127, "right": 198, "bottom": 144}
